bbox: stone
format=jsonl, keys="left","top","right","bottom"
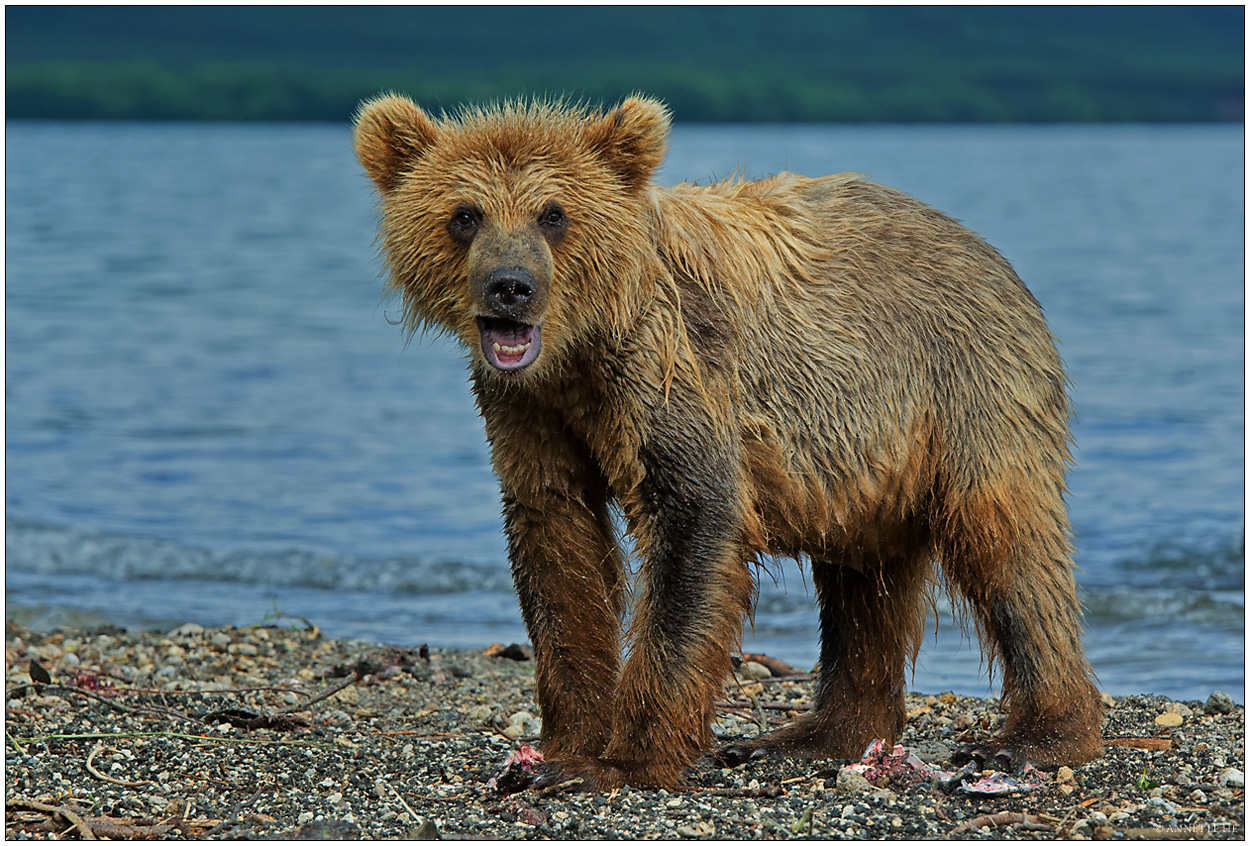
{"left": 835, "top": 768, "right": 875, "bottom": 794}
{"left": 1203, "top": 690, "right": 1236, "bottom": 715}
{"left": 739, "top": 661, "right": 772, "bottom": 680}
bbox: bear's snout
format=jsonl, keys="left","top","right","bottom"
{"left": 483, "top": 267, "right": 537, "bottom": 314}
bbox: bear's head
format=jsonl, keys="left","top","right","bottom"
{"left": 354, "top": 94, "right": 671, "bottom": 380}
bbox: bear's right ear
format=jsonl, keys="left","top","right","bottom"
{"left": 584, "top": 95, "right": 670, "bottom": 192}
{"left": 353, "top": 93, "right": 439, "bottom": 195}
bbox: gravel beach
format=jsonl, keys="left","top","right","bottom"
{"left": 5, "top": 621, "right": 1244, "bottom": 840}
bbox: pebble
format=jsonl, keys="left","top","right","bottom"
{"left": 738, "top": 661, "right": 772, "bottom": 680}
{"left": 1144, "top": 796, "right": 1178, "bottom": 815}
{"left": 1163, "top": 701, "right": 1193, "bottom": 717}
{"left": 835, "top": 768, "right": 874, "bottom": 794}
{"left": 464, "top": 704, "right": 494, "bottom": 724}
{"left": 1218, "top": 767, "right": 1244, "bottom": 788}
{"left": 913, "top": 739, "right": 952, "bottom": 764}
{"left": 502, "top": 709, "right": 541, "bottom": 739}
{"left": 1154, "top": 711, "right": 1184, "bottom": 727}
{"left": 168, "top": 623, "right": 206, "bottom": 637}
{"left": 677, "top": 820, "right": 715, "bottom": 838}
{"left": 1204, "top": 690, "right": 1236, "bottom": 715}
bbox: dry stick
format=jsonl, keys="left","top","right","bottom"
{"left": 201, "top": 788, "right": 266, "bottom": 839}
{"left": 14, "top": 683, "right": 199, "bottom": 725}
{"left": 85, "top": 743, "right": 150, "bottom": 787}
{"left": 14, "top": 730, "right": 337, "bottom": 749}
{"left": 950, "top": 811, "right": 1050, "bottom": 835}
{"left": 10, "top": 799, "right": 98, "bottom": 841}
{"left": 277, "top": 674, "right": 358, "bottom": 714}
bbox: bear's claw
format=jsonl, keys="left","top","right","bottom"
{"left": 716, "top": 742, "right": 773, "bottom": 767}
{"left": 951, "top": 742, "right": 1028, "bottom": 773}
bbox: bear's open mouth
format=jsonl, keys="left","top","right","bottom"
{"left": 477, "top": 317, "right": 542, "bottom": 372}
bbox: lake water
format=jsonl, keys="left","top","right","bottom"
{"left": 6, "top": 121, "right": 1244, "bottom": 703}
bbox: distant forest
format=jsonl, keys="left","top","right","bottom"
{"left": 6, "top": 7, "right": 1244, "bottom": 123}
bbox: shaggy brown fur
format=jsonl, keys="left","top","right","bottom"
{"left": 353, "top": 93, "right": 1104, "bottom": 790}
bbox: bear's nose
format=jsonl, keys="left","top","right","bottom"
{"left": 484, "top": 267, "right": 536, "bottom": 311}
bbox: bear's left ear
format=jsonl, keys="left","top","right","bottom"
{"left": 353, "top": 93, "right": 439, "bottom": 195}
{"left": 584, "top": 95, "right": 670, "bottom": 191}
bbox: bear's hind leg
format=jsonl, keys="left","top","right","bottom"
{"left": 721, "top": 553, "right": 928, "bottom": 765}
{"left": 941, "top": 494, "right": 1104, "bottom": 770}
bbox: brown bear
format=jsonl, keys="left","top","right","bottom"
{"left": 353, "top": 93, "right": 1104, "bottom": 791}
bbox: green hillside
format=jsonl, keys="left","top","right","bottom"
{"left": 6, "top": 7, "right": 1244, "bottom": 122}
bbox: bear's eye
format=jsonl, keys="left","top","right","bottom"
{"left": 447, "top": 206, "right": 481, "bottom": 243}
{"left": 539, "top": 204, "right": 567, "bottom": 240}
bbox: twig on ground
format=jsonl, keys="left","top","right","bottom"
{"left": 85, "top": 743, "right": 150, "bottom": 787}
{"left": 10, "top": 798, "right": 98, "bottom": 841}
{"left": 951, "top": 811, "right": 1052, "bottom": 835}
{"left": 277, "top": 674, "right": 358, "bottom": 714}
{"left": 201, "top": 788, "right": 265, "bottom": 838}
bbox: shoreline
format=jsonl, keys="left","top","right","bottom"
{"left": 5, "top": 622, "right": 1245, "bottom": 840}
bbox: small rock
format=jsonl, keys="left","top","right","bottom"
{"left": 1218, "top": 767, "right": 1244, "bottom": 788}
{"left": 914, "top": 740, "right": 952, "bottom": 764}
{"left": 484, "top": 643, "right": 532, "bottom": 661}
{"left": 739, "top": 661, "right": 772, "bottom": 680}
{"left": 835, "top": 768, "right": 874, "bottom": 794}
{"left": 465, "top": 704, "right": 493, "bottom": 724}
{"left": 1164, "top": 701, "right": 1193, "bottom": 717}
{"left": 408, "top": 819, "right": 440, "bottom": 840}
{"left": 1154, "top": 711, "right": 1184, "bottom": 727}
{"left": 1204, "top": 690, "right": 1236, "bottom": 715}
{"left": 502, "top": 710, "right": 540, "bottom": 739}
{"left": 676, "top": 820, "right": 715, "bottom": 838}
{"left": 168, "top": 623, "right": 205, "bottom": 637}
{"left": 1144, "top": 796, "right": 1177, "bottom": 816}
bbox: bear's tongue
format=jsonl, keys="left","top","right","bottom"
{"left": 478, "top": 318, "right": 541, "bottom": 371}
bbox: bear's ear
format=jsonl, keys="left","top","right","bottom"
{"left": 584, "top": 95, "right": 670, "bottom": 191}
{"left": 353, "top": 93, "right": 439, "bottom": 195}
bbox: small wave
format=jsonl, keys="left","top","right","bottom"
{"left": 4, "top": 519, "right": 512, "bottom": 595}
{"left": 1116, "top": 535, "right": 1245, "bottom": 592}
{"left": 1083, "top": 585, "right": 1244, "bottom": 628}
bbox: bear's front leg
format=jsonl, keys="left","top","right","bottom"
{"left": 587, "top": 416, "right": 754, "bottom": 790}
{"left": 503, "top": 483, "right": 625, "bottom": 767}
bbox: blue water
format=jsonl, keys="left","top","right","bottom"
{"left": 6, "top": 121, "right": 1244, "bottom": 702}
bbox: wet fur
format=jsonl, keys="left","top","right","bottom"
{"left": 354, "top": 94, "right": 1104, "bottom": 789}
